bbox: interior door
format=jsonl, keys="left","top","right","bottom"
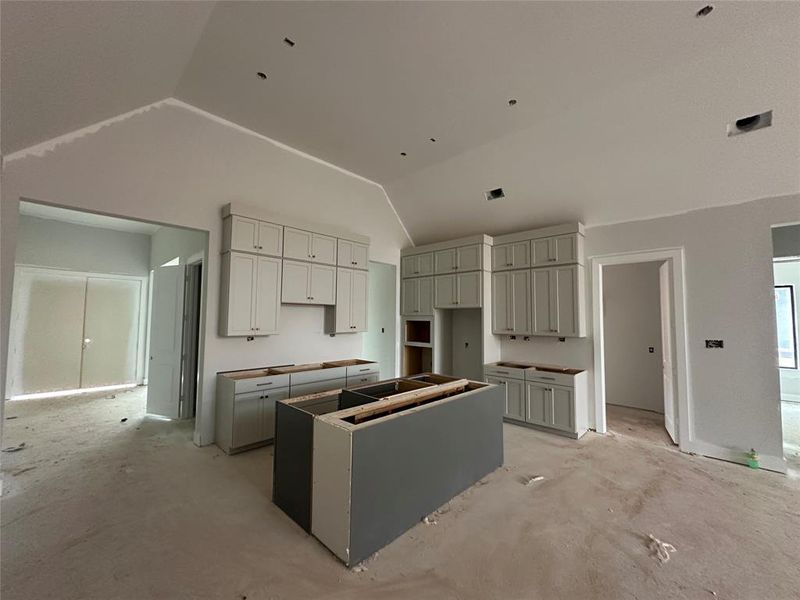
{"left": 8, "top": 269, "right": 86, "bottom": 395}
{"left": 147, "top": 263, "right": 185, "bottom": 418}
{"left": 659, "top": 261, "right": 678, "bottom": 443}
{"left": 81, "top": 277, "right": 142, "bottom": 388}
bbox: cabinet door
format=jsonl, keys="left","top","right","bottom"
{"left": 311, "top": 233, "right": 337, "bottom": 265}
{"left": 434, "top": 249, "right": 457, "bottom": 274}
{"left": 418, "top": 277, "right": 434, "bottom": 315}
{"left": 350, "top": 243, "right": 368, "bottom": 269}
{"left": 434, "top": 275, "right": 457, "bottom": 308}
{"left": 230, "top": 216, "right": 260, "bottom": 253}
{"left": 261, "top": 388, "right": 290, "bottom": 441}
{"left": 281, "top": 260, "right": 311, "bottom": 303}
{"left": 510, "top": 269, "right": 531, "bottom": 334}
{"left": 401, "top": 255, "right": 417, "bottom": 277}
{"left": 417, "top": 253, "right": 434, "bottom": 276}
{"left": 531, "top": 238, "right": 552, "bottom": 266}
{"left": 253, "top": 257, "right": 281, "bottom": 334}
{"left": 553, "top": 265, "right": 578, "bottom": 337}
{"left": 525, "top": 383, "right": 549, "bottom": 426}
{"left": 232, "top": 391, "right": 264, "bottom": 448}
{"left": 257, "top": 222, "right": 283, "bottom": 257}
{"left": 492, "top": 245, "right": 512, "bottom": 271}
{"left": 457, "top": 244, "right": 482, "bottom": 271}
{"left": 283, "top": 227, "right": 313, "bottom": 261}
{"left": 457, "top": 271, "right": 482, "bottom": 307}
{"left": 485, "top": 375, "right": 509, "bottom": 414}
{"left": 531, "top": 268, "right": 555, "bottom": 335}
{"left": 492, "top": 272, "right": 511, "bottom": 333}
{"left": 350, "top": 269, "right": 368, "bottom": 331}
{"left": 549, "top": 385, "right": 574, "bottom": 432}
{"left": 310, "top": 264, "right": 336, "bottom": 304}
{"left": 226, "top": 252, "right": 256, "bottom": 335}
{"left": 334, "top": 268, "right": 353, "bottom": 332}
{"left": 337, "top": 239, "right": 354, "bottom": 267}
{"left": 553, "top": 235, "right": 577, "bottom": 265}
{"left": 401, "top": 278, "right": 419, "bottom": 315}
{"left": 506, "top": 379, "right": 526, "bottom": 421}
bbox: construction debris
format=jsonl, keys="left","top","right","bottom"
{"left": 648, "top": 534, "right": 677, "bottom": 564}
{"left": 422, "top": 515, "right": 438, "bottom": 525}
{"left": 524, "top": 475, "right": 545, "bottom": 486}
{"left": 351, "top": 565, "right": 368, "bottom": 573}
{"left": 2, "top": 442, "right": 26, "bottom": 453}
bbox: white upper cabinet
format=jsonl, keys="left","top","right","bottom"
{"left": 281, "top": 260, "right": 335, "bottom": 305}
{"left": 530, "top": 264, "right": 584, "bottom": 337}
{"left": 225, "top": 216, "right": 283, "bottom": 257}
{"left": 337, "top": 239, "right": 369, "bottom": 270}
{"left": 401, "top": 277, "right": 434, "bottom": 316}
{"left": 326, "top": 268, "right": 368, "bottom": 333}
{"left": 492, "top": 270, "right": 531, "bottom": 335}
{"left": 402, "top": 253, "right": 434, "bottom": 278}
{"left": 531, "top": 234, "right": 580, "bottom": 266}
{"left": 434, "top": 244, "right": 483, "bottom": 274}
{"left": 220, "top": 252, "right": 281, "bottom": 336}
{"left": 492, "top": 241, "right": 531, "bottom": 271}
{"left": 283, "top": 227, "right": 337, "bottom": 265}
{"left": 434, "top": 272, "right": 482, "bottom": 308}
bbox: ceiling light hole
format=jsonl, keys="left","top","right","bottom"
{"left": 257, "top": 72, "right": 267, "bottom": 80}
{"left": 400, "top": 152, "right": 407, "bottom": 157}
{"left": 508, "top": 99, "right": 517, "bottom": 107}
{"left": 430, "top": 137, "right": 437, "bottom": 142}
{"left": 727, "top": 110, "right": 772, "bottom": 137}
{"left": 696, "top": 5, "right": 714, "bottom": 17}
{"left": 485, "top": 187, "right": 505, "bottom": 201}
{"left": 283, "top": 37, "right": 296, "bottom": 47}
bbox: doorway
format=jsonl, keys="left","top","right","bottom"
{"left": 363, "top": 261, "right": 397, "bottom": 379}
{"left": 592, "top": 248, "right": 690, "bottom": 450}
{"left": 601, "top": 261, "right": 675, "bottom": 446}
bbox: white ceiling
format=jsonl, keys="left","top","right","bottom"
{"left": 19, "top": 201, "right": 162, "bottom": 235}
{"left": 3, "top": 1, "right": 799, "bottom": 243}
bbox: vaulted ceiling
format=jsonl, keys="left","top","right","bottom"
{"left": 3, "top": 1, "right": 799, "bottom": 242}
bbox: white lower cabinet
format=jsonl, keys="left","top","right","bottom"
{"left": 281, "top": 259, "right": 336, "bottom": 305}
{"left": 434, "top": 272, "right": 482, "bottom": 308}
{"left": 216, "top": 374, "right": 290, "bottom": 453}
{"left": 220, "top": 252, "right": 281, "bottom": 336}
{"left": 486, "top": 375, "right": 525, "bottom": 420}
{"left": 524, "top": 382, "right": 573, "bottom": 432}
{"left": 325, "top": 268, "right": 368, "bottom": 333}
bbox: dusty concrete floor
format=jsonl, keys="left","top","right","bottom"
{"left": 2, "top": 388, "right": 800, "bottom": 600}
{"left": 781, "top": 401, "right": 800, "bottom": 469}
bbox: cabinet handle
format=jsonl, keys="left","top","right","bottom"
{"left": 414, "top": 270, "right": 419, "bottom": 274}
{"left": 255, "top": 327, "right": 260, "bottom": 331}
{"left": 359, "top": 368, "right": 371, "bottom": 372}
{"left": 256, "top": 382, "right": 272, "bottom": 386}
{"left": 549, "top": 258, "right": 557, "bottom": 262}
{"left": 312, "top": 254, "right": 316, "bottom": 258}
{"left": 538, "top": 376, "right": 555, "bottom": 381}
{"left": 310, "top": 296, "right": 314, "bottom": 300}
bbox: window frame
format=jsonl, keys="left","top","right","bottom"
{"left": 775, "top": 284, "right": 798, "bottom": 370}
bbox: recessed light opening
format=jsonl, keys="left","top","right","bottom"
{"left": 485, "top": 187, "right": 505, "bottom": 201}
{"left": 257, "top": 72, "right": 267, "bottom": 80}
{"left": 283, "top": 37, "right": 296, "bottom": 47}
{"left": 508, "top": 99, "right": 517, "bottom": 107}
{"left": 400, "top": 152, "right": 407, "bottom": 157}
{"left": 696, "top": 5, "right": 714, "bottom": 17}
{"left": 727, "top": 110, "right": 773, "bottom": 137}
{"left": 430, "top": 137, "right": 437, "bottom": 142}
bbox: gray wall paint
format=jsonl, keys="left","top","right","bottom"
{"left": 16, "top": 215, "right": 150, "bottom": 276}
{"left": 1, "top": 102, "right": 410, "bottom": 446}
{"left": 602, "top": 262, "right": 663, "bottom": 413}
{"left": 772, "top": 224, "right": 800, "bottom": 259}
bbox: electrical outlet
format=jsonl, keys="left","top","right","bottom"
{"left": 246, "top": 336, "right": 255, "bottom": 342}
{"left": 649, "top": 347, "right": 654, "bottom": 353}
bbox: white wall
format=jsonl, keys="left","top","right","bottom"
{"left": 149, "top": 226, "right": 207, "bottom": 270}
{"left": 502, "top": 193, "right": 800, "bottom": 469}
{"left": 774, "top": 260, "right": 800, "bottom": 402}
{"left": 1, "top": 102, "right": 411, "bottom": 445}
{"left": 602, "top": 262, "right": 663, "bottom": 413}
{"left": 16, "top": 215, "right": 151, "bottom": 276}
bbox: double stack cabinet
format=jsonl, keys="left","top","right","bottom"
{"left": 219, "top": 205, "right": 370, "bottom": 336}
{"left": 490, "top": 226, "right": 585, "bottom": 338}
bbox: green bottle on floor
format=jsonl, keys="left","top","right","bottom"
{"left": 746, "top": 448, "right": 759, "bottom": 469}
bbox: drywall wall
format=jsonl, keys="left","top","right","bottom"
{"left": 15, "top": 215, "right": 151, "bottom": 276}
{"left": 602, "top": 262, "right": 663, "bottom": 413}
{"left": 774, "top": 260, "right": 800, "bottom": 402}
{"left": 1, "top": 101, "right": 411, "bottom": 445}
{"left": 149, "top": 226, "right": 208, "bottom": 270}
{"left": 502, "top": 193, "right": 800, "bottom": 470}
{"left": 772, "top": 224, "right": 800, "bottom": 259}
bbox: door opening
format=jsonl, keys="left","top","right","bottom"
{"left": 180, "top": 261, "right": 203, "bottom": 419}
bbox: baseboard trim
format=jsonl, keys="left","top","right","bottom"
{"left": 684, "top": 440, "right": 786, "bottom": 474}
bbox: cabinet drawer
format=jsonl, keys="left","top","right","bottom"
{"left": 345, "top": 363, "right": 379, "bottom": 378}
{"left": 290, "top": 366, "right": 347, "bottom": 386}
{"left": 525, "top": 371, "right": 575, "bottom": 388}
{"left": 347, "top": 372, "right": 380, "bottom": 387}
{"left": 233, "top": 374, "right": 290, "bottom": 395}
{"left": 290, "top": 376, "right": 347, "bottom": 397}
{"left": 484, "top": 364, "right": 526, "bottom": 380}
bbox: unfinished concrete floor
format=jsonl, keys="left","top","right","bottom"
{"left": 2, "top": 387, "right": 799, "bottom": 600}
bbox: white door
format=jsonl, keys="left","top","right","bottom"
{"left": 310, "top": 264, "right": 336, "bottom": 304}
{"left": 350, "top": 269, "right": 368, "bottom": 331}
{"left": 147, "top": 263, "right": 185, "bottom": 418}
{"left": 82, "top": 278, "right": 142, "bottom": 388}
{"left": 660, "top": 261, "right": 678, "bottom": 443}
{"left": 282, "top": 260, "right": 311, "bottom": 304}
{"left": 283, "top": 227, "right": 313, "bottom": 261}
{"left": 254, "top": 257, "right": 281, "bottom": 334}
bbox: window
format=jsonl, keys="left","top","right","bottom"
{"left": 775, "top": 285, "right": 798, "bottom": 369}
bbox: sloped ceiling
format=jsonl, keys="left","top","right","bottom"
{"left": 3, "top": 1, "right": 799, "bottom": 243}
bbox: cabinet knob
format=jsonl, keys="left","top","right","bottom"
{"left": 312, "top": 254, "right": 316, "bottom": 258}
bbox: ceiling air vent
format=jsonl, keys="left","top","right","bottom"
{"left": 727, "top": 110, "right": 772, "bottom": 137}
{"left": 485, "top": 187, "right": 505, "bottom": 201}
